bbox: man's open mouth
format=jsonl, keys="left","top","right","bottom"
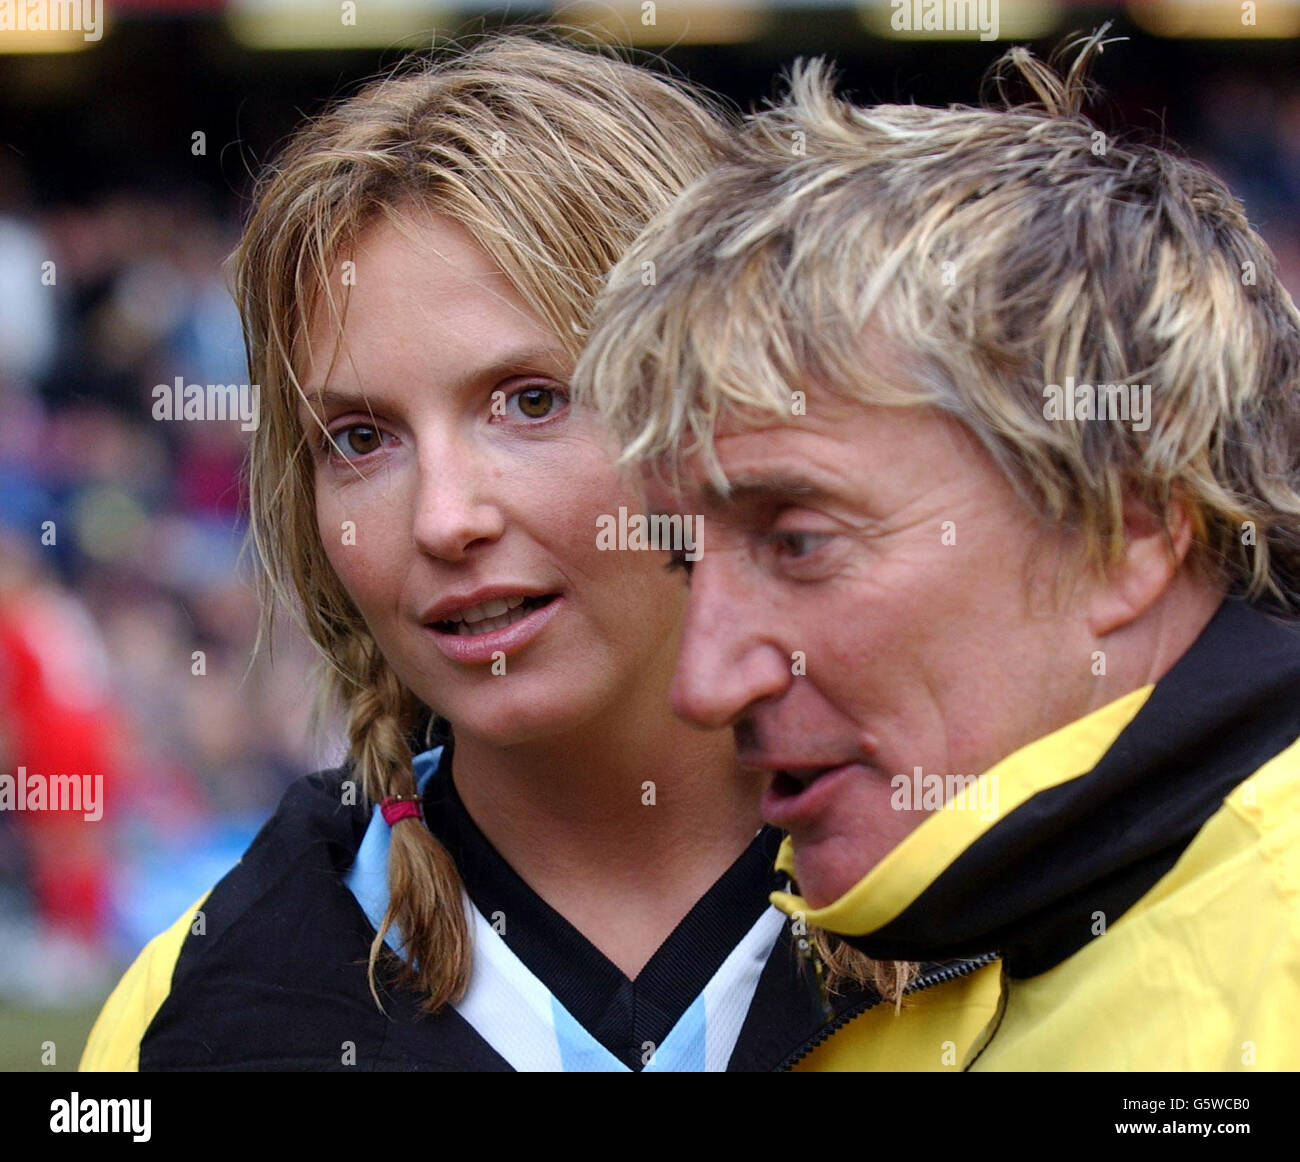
{"left": 770, "top": 766, "right": 842, "bottom": 797}
{"left": 434, "top": 593, "right": 558, "bottom": 636}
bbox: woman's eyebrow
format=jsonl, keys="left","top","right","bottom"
{"left": 300, "top": 388, "right": 369, "bottom": 413}
{"left": 463, "top": 345, "right": 571, "bottom": 385}
{"left": 299, "top": 344, "right": 572, "bottom": 415}
{"left": 296, "top": 388, "right": 379, "bottom": 433}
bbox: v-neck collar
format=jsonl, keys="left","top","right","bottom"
{"left": 420, "top": 741, "right": 786, "bottom": 1070}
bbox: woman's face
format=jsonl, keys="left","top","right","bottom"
{"left": 301, "top": 211, "right": 690, "bottom": 746}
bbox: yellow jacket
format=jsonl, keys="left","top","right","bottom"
{"left": 773, "top": 598, "right": 1300, "bottom": 1070}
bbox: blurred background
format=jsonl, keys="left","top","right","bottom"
{"left": 1, "top": 0, "right": 1297, "bottom": 1070}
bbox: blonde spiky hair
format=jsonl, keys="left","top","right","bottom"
{"left": 575, "top": 30, "right": 1300, "bottom": 614}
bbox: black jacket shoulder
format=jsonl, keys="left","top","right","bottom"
{"left": 139, "top": 768, "right": 510, "bottom": 1071}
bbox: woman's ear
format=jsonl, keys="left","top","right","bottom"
{"left": 1086, "top": 492, "right": 1196, "bottom": 637}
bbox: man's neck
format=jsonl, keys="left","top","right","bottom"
{"left": 1087, "top": 575, "right": 1228, "bottom": 716}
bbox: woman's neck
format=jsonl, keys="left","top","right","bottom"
{"left": 450, "top": 700, "right": 764, "bottom": 979}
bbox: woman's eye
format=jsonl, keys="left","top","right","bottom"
{"left": 325, "top": 424, "right": 384, "bottom": 460}
{"left": 505, "top": 385, "right": 568, "bottom": 422}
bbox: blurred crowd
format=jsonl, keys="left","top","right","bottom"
{"left": 0, "top": 168, "right": 338, "bottom": 1006}
{"left": 1193, "top": 74, "right": 1300, "bottom": 292}
{"left": 0, "top": 60, "right": 1298, "bottom": 1010}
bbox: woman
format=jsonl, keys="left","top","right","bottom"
{"left": 79, "top": 33, "right": 1000, "bottom": 1071}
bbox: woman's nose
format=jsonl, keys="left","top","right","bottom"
{"left": 409, "top": 444, "right": 507, "bottom": 562}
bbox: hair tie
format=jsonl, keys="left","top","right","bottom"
{"left": 380, "top": 794, "right": 423, "bottom": 826}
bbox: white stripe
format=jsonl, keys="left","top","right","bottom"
{"left": 453, "top": 902, "right": 568, "bottom": 1071}
{"left": 456, "top": 902, "right": 786, "bottom": 1072}
{"left": 347, "top": 750, "right": 787, "bottom": 1071}
{"left": 703, "top": 906, "right": 787, "bottom": 1071}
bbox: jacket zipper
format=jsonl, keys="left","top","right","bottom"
{"left": 774, "top": 950, "right": 1001, "bottom": 1071}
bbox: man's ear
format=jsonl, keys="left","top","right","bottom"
{"left": 1086, "top": 492, "right": 1196, "bottom": 637}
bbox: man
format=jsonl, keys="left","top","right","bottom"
{"left": 574, "top": 41, "right": 1300, "bottom": 1069}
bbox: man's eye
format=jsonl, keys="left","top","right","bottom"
{"left": 325, "top": 424, "right": 385, "bottom": 460}
{"left": 769, "top": 531, "right": 828, "bottom": 559}
{"left": 664, "top": 548, "right": 694, "bottom": 578}
{"left": 506, "top": 385, "right": 568, "bottom": 421}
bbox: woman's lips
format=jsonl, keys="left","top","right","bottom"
{"left": 426, "top": 593, "right": 564, "bottom": 664}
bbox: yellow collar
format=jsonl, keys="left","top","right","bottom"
{"left": 772, "top": 685, "right": 1154, "bottom": 936}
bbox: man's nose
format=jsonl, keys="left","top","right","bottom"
{"left": 669, "top": 555, "right": 791, "bottom": 729}
{"left": 410, "top": 440, "right": 506, "bottom": 562}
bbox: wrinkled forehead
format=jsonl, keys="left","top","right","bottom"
{"left": 636, "top": 380, "right": 887, "bottom": 500}
{"left": 638, "top": 417, "right": 830, "bottom": 519}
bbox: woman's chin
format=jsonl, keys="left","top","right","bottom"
{"left": 437, "top": 696, "right": 598, "bottom": 751}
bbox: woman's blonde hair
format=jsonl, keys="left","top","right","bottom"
{"left": 234, "top": 31, "right": 903, "bottom": 1015}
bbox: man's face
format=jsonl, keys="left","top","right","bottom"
{"left": 657, "top": 386, "right": 1096, "bottom": 907}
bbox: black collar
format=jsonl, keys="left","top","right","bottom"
{"left": 421, "top": 744, "right": 791, "bottom": 1070}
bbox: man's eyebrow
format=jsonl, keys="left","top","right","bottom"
{"left": 699, "top": 472, "right": 826, "bottom": 507}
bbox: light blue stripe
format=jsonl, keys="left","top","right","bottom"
{"left": 550, "top": 996, "right": 630, "bottom": 1072}
{"left": 411, "top": 748, "right": 441, "bottom": 792}
{"left": 342, "top": 746, "right": 443, "bottom": 956}
{"left": 644, "top": 991, "right": 708, "bottom": 1072}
